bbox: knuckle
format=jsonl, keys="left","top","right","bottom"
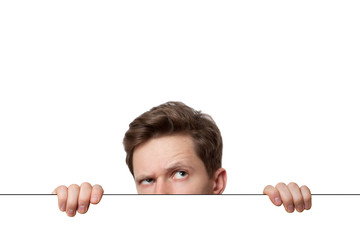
{"left": 301, "top": 185, "right": 310, "bottom": 192}
{"left": 93, "top": 184, "right": 103, "bottom": 189}
{"left": 68, "top": 184, "right": 80, "bottom": 190}
{"left": 288, "top": 182, "right": 299, "bottom": 188}
{"left": 56, "top": 187, "right": 68, "bottom": 200}
{"left": 81, "top": 182, "right": 92, "bottom": 188}
{"left": 93, "top": 184, "right": 104, "bottom": 192}
{"left": 57, "top": 185, "right": 67, "bottom": 191}
{"left": 275, "top": 182, "right": 286, "bottom": 188}
{"left": 263, "top": 185, "right": 272, "bottom": 194}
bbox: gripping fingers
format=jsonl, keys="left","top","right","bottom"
{"left": 276, "top": 182, "right": 294, "bottom": 213}
{"left": 263, "top": 185, "right": 282, "bottom": 206}
{"left": 90, "top": 184, "right": 104, "bottom": 204}
{"left": 300, "top": 185, "right": 312, "bottom": 210}
{"left": 66, "top": 184, "right": 80, "bottom": 217}
{"left": 287, "top": 182, "right": 305, "bottom": 212}
{"left": 78, "top": 182, "right": 92, "bottom": 214}
{"left": 53, "top": 185, "right": 68, "bottom": 212}
{"left": 265, "top": 182, "right": 312, "bottom": 213}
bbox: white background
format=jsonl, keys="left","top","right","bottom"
{"left": 0, "top": 1, "right": 359, "bottom": 239}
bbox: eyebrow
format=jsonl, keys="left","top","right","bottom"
{"left": 164, "top": 161, "right": 194, "bottom": 172}
{"left": 135, "top": 161, "right": 195, "bottom": 182}
{"left": 135, "top": 174, "right": 152, "bottom": 182}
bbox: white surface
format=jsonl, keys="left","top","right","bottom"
{"left": 0, "top": 195, "right": 359, "bottom": 239}
{"left": 0, "top": 1, "right": 359, "bottom": 239}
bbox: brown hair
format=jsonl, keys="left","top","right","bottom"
{"left": 123, "top": 101, "right": 223, "bottom": 179}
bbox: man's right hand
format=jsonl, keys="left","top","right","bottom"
{"left": 52, "top": 182, "right": 104, "bottom": 217}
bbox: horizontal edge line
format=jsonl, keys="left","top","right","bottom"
{"left": 0, "top": 194, "right": 360, "bottom": 196}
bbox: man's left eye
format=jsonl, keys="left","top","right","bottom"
{"left": 174, "top": 171, "right": 188, "bottom": 179}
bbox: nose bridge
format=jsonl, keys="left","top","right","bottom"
{"left": 155, "top": 177, "right": 170, "bottom": 194}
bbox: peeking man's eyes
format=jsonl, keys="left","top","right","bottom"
{"left": 140, "top": 171, "right": 188, "bottom": 185}
{"left": 141, "top": 178, "right": 153, "bottom": 185}
{"left": 174, "top": 171, "right": 187, "bottom": 179}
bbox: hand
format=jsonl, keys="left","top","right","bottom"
{"left": 263, "top": 182, "right": 312, "bottom": 213}
{"left": 52, "top": 182, "right": 104, "bottom": 217}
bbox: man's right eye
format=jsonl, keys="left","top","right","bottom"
{"left": 141, "top": 178, "right": 153, "bottom": 185}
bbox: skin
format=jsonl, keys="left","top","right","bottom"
{"left": 132, "top": 134, "right": 226, "bottom": 194}
{"left": 52, "top": 134, "right": 312, "bottom": 217}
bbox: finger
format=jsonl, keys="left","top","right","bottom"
{"left": 53, "top": 185, "right": 68, "bottom": 212}
{"left": 287, "top": 182, "right": 305, "bottom": 212}
{"left": 263, "top": 185, "right": 282, "bottom": 206}
{"left": 66, "top": 184, "right": 80, "bottom": 217}
{"left": 78, "top": 182, "right": 92, "bottom": 214}
{"left": 275, "top": 182, "right": 294, "bottom": 213}
{"left": 300, "top": 185, "right": 312, "bottom": 210}
{"left": 90, "top": 184, "right": 104, "bottom": 204}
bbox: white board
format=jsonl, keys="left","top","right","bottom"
{"left": 0, "top": 1, "right": 359, "bottom": 239}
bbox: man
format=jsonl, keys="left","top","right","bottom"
{"left": 52, "top": 101, "right": 312, "bottom": 217}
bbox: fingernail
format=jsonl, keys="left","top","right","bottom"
{"left": 91, "top": 196, "right": 99, "bottom": 202}
{"left": 78, "top": 205, "right": 86, "bottom": 213}
{"left": 60, "top": 203, "right": 66, "bottom": 211}
{"left": 287, "top": 204, "right": 294, "bottom": 212}
{"left": 274, "top": 197, "right": 281, "bottom": 205}
{"left": 67, "top": 209, "right": 74, "bottom": 216}
{"left": 297, "top": 204, "right": 304, "bottom": 212}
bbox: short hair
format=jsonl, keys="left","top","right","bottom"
{"left": 123, "top": 101, "right": 223, "bottom": 179}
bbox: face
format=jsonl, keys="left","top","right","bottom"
{"left": 132, "top": 134, "right": 227, "bottom": 194}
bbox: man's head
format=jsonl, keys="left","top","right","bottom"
{"left": 123, "top": 101, "right": 227, "bottom": 194}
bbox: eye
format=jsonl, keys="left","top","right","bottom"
{"left": 141, "top": 178, "right": 153, "bottom": 185}
{"left": 174, "top": 171, "right": 188, "bottom": 179}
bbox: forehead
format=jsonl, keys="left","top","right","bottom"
{"left": 132, "top": 134, "right": 203, "bottom": 177}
